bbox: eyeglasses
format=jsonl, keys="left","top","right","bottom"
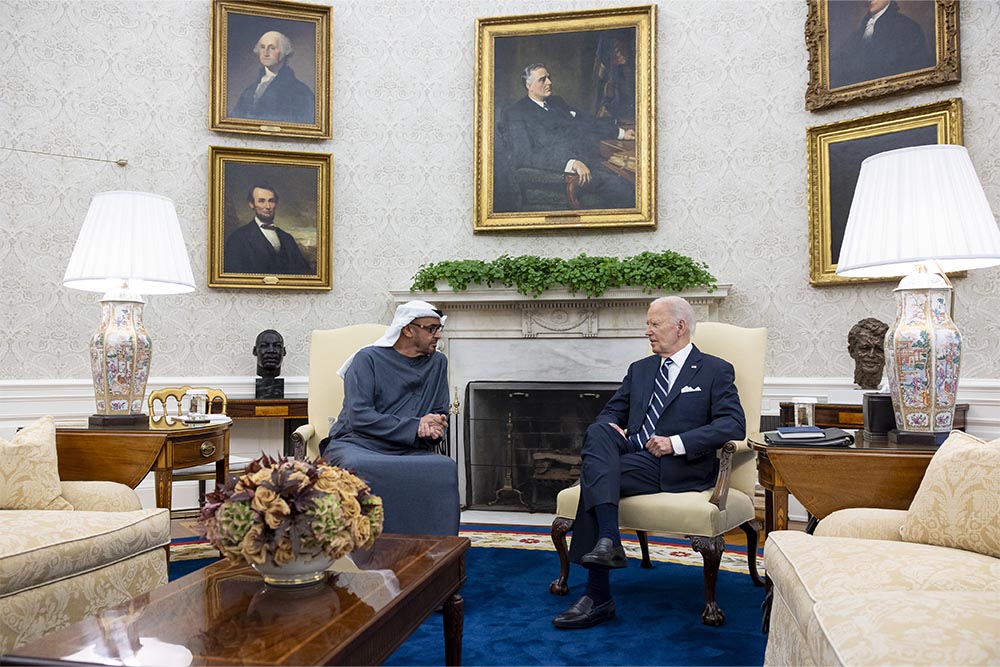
{"left": 411, "top": 323, "right": 445, "bottom": 335}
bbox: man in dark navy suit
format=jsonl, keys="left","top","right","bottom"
{"left": 224, "top": 184, "right": 312, "bottom": 275}
{"left": 232, "top": 30, "right": 315, "bottom": 125}
{"left": 504, "top": 63, "right": 635, "bottom": 210}
{"left": 553, "top": 296, "right": 746, "bottom": 629}
{"left": 830, "top": 0, "right": 934, "bottom": 88}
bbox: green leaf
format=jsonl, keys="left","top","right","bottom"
{"left": 409, "top": 251, "right": 716, "bottom": 298}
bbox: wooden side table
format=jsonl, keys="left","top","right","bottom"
{"left": 226, "top": 397, "right": 308, "bottom": 456}
{"left": 55, "top": 420, "right": 232, "bottom": 510}
{"left": 749, "top": 431, "right": 937, "bottom": 535}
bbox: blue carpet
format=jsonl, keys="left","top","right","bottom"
{"left": 168, "top": 556, "right": 219, "bottom": 581}
{"left": 168, "top": 535, "right": 219, "bottom": 581}
{"left": 386, "top": 547, "right": 766, "bottom": 666}
{"left": 167, "top": 533, "right": 767, "bottom": 665}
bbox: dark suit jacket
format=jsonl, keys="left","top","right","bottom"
{"left": 596, "top": 344, "right": 746, "bottom": 492}
{"left": 504, "top": 95, "right": 622, "bottom": 173}
{"left": 830, "top": 1, "right": 934, "bottom": 88}
{"left": 232, "top": 65, "right": 315, "bottom": 124}
{"left": 224, "top": 220, "right": 312, "bottom": 275}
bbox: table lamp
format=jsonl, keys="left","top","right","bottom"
{"left": 63, "top": 191, "right": 195, "bottom": 427}
{"left": 836, "top": 145, "right": 1000, "bottom": 444}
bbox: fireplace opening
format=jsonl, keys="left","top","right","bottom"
{"left": 463, "top": 381, "right": 620, "bottom": 512}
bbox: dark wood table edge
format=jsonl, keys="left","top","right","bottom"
{"left": 2, "top": 535, "right": 471, "bottom": 667}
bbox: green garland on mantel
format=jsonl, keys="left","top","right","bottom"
{"left": 410, "top": 251, "right": 717, "bottom": 298}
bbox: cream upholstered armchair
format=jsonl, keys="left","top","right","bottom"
{"left": 549, "top": 322, "right": 767, "bottom": 626}
{"left": 290, "top": 324, "right": 386, "bottom": 460}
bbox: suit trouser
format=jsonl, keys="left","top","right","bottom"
{"left": 567, "top": 422, "right": 663, "bottom": 562}
{"left": 577, "top": 167, "right": 636, "bottom": 209}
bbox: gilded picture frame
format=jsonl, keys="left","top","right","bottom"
{"left": 474, "top": 6, "right": 656, "bottom": 232}
{"left": 805, "top": 0, "right": 960, "bottom": 112}
{"left": 807, "top": 98, "right": 963, "bottom": 286}
{"left": 210, "top": 0, "right": 332, "bottom": 139}
{"left": 209, "top": 146, "right": 332, "bottom": 290}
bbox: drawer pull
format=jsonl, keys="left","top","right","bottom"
{"left": 200, "top": 441, "right": 217, "bottom": 458}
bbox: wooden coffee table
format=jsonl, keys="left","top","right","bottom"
{"left": 3, "top": 534, "right": 470, "bottom": 666}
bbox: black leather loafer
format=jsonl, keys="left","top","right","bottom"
{"left": 580, "top": 537, "right": 628, "bottom": 569}
{"left": 552, "top": 595, "right": 616, "bottom": 629}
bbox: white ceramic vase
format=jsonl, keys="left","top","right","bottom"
{"left": 251, "top": 551, "right": 335, "bottom": 587}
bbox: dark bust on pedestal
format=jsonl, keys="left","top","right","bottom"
{"left": 254, "top": 329, "right": 286, "bottom": 399}
{"left": 848, "top": 317, "right": 890, "bottom": 390}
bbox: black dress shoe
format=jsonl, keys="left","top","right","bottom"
{"left": 553, "top": 595, "right": 616, "bottom": 629}
{"left": 580, "top": 537, "right": 627, "bottom": 569}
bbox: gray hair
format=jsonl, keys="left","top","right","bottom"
{"left": 651, "top": 296, "right": 697, "bottom": 335}
{"left": 253, "top": 31, "right": 294, "bottom": 60}
{"left": 521, "top": 63, "right": 546, "bottom": 89}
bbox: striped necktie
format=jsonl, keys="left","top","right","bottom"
{"left": 630, "top": 358, "right": 672, "bottom": 450}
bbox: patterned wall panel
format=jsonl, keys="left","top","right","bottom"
{"left": 2, "top": 0, "right": 1000, "bottom": 381}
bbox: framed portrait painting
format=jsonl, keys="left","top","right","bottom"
{"left": 208, "top": 146, "right": 332, "bottom": 290}
{"left": 805, "top": 0, "right": 960, "bottom": 111}
{"left": 210, "top": 0, "right": 332, "bottom": 138}
{"left": 473, "top": 6, "right": 656, "bottom": 232}
{"left": 807, "top": 98, "right": 963, "bottom": 286}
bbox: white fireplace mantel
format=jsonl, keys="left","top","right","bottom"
{"left": 391, "top": 285, "right": 729, "bottom": 339}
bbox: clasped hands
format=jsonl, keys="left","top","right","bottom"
{"left": 609, "top": 423, "right": 674, "bottom": 457}
{"left": 418, "top": 413, "right": 448, "bottom": 440}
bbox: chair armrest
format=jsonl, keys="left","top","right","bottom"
{"left": 60, "top": 481, "right": 143, "bottom": 511}
{"left": 814, "top": 508, "right": 908, "bottom": 541}
{"left": 708, "top": 441, "right": 737, "bottom": 511}
{"left": 291, "top": 423, "right": 316, "bottom": 460}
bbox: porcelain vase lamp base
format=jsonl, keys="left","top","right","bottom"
{"left": 885, "top": 271, "right": 960, "bottom": 446}
{"left": 88, "top": 290, "right": 151, "bottom": 428}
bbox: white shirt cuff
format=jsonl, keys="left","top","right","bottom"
{"left": 671, "top": 435, "right": 686, "bottom": 456}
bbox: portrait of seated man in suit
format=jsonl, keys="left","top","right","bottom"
{"left": 224, "top": 183, "right": 312, "bottom": 276}
{"left": 829, "top": 0, "right": 934, "bottom": 89}
{"left": 232, "top": 30, "right": 316, "bottom": 125}
{"left": 499, "top": 63, "right": 636, "bottom": 212}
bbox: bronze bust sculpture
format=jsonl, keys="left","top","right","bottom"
{"left": 253, "top": 329, "right": 286, "bottom": 398}
{"left": 848, "top": 318, "right": 890, "bottom": 390}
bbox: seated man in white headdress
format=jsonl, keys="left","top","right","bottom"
{"left": 321, "top": 300, "right": 459, "bottom": 536}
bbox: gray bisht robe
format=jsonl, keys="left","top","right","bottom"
{"left": 324, "top": 346, "right": 460, "bottom": 536}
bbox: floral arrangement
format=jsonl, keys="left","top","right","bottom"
{"left": 198, "top": 454, "right": 383, "bottom": 565}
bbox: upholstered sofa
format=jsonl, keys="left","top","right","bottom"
{"left": 0, "top": 418, "right": 170, "bottom": 653}
{"left": 0, "top": 481, "right": 170, "bottom": 653}
{"left": 763, "top": 430, "right": 1000, "bottom": 666}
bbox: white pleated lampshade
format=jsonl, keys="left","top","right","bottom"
{"left": 836, "top": 145, "right": 1000, "bottom": 278}
{"left": 63, "top": 191, "right": 196, "bottom": 294}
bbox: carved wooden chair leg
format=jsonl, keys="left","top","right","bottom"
{"left": 636, "top": 530, "right": 653, "bottom": 568}
{"left": 564, "top": 174, "right": 582, "bottom": 209}
{"left": 740, "top": 520, "right": 765, "bottom": 586}
{"left": 549, "top": 517, "right": 573, "bottom": 595}
{"left": 690, "top": 534, "right": 726, "bottom": 626}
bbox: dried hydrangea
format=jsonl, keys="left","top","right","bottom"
{"left": 197, "top": 454, "right": 384, "bottom": 566}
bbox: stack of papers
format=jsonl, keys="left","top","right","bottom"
{"left": 775, "top": 426, "right": 825, "bottom": 440}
